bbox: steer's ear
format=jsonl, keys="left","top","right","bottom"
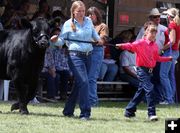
{"left": 20, "top": 18, "right": 33, "bottom": 29}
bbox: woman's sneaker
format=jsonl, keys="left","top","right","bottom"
{"left": 124, "top": 111, "right": 136, "bottom": 118}
{"left": 159, "top": 101, "right": 169, "bottom": 105}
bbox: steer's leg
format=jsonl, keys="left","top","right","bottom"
{"left": 26, "top": 78, "right": 39, "bottom": 103}
{"left": 13, "top": 79, "right": 29, "bottom": 115}
{"left": 11, "top": 102, "right": 19, "bottom": 111}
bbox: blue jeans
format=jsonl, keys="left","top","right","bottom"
{"left": 56, "top": 70, "right": 70, "bottom": 97}
{"left": 160, "top": 49, "right": 179, "bottom": 103}
{"left": 63, "top": 52, "right": 91, "bottom": 118}
{"left": 125, "top": 67, "right": 156, "bottom": 117}
{"left": 120, "top": 73, "right": 139, "bottom": 88}
{"left": 152, "top": 62, "right": 165, "bottom": 103}
{"left": 99, "top": 63, "right": 118, "bottom": 81}
{"left": 88, "top": 46, "right": 104, "bottom": 106}
{"left": 41, "top": 72, "right": 60, "bottom": 98}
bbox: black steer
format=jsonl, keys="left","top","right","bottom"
{"left": 0, "top": 18, "right": 49, "bottom": 114}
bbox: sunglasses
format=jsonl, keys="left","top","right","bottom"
{"left": 152, "top": 16, "right": 160, "bottom": 19}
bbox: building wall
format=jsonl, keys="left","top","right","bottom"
{"left": 108, "top": 0, "right": 180, "bottom": 38}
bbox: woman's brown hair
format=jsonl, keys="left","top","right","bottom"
{"left": 86, "top": 6, "right": 102, "bottom": 25}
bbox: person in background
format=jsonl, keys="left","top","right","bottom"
{"left": 50, "top": 8, "right": 69, "bottom": 30}
{"left": 160, "top": 8, "right": 180, "bottom": 104}
{"left": 51, "top": 27, "right": 71, "bottom": 100}
{"left": 116, "top": 23, "right": 172, "bottom": 121}
{"left": 50, "top": 1, "right": 103, "bottom": 120}
{"left": 86, "top": 6, "right": 109, "bottom": 107}
{"left": 0, "top": 1, "right": 5, "bottom": 100}
{"left": 41, "top": 47, "right": 60, "bottom": 100}
{"left": 98, "top": 45, "right": 118, "bottom": 81}
{"left": 0, "top": 1, "right": 10, "bottom": 101}
{"left": 32, "top": 0, "right": 51, "bottom": 20}
{"left": 119, "top": 50, "right": 139, "bottom": 88}
{"left": 54, "top": 45, "right": 71, "bottom": 100}
{"left": 119, "top": 30, "right": 139, "bottom": 89}
{"left": 109, "top": 28, "right": 136, "bottom": 65}
{"left": 2, "top": 0, "right": 30, "bottom": 29}
{"left": 136, "top": 8, "right": 167, "bottom": 104}
{"left": 0, "top": 0, "right": 5, "bottom": 29}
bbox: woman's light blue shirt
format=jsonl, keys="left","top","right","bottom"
{"left": 53, "top": 17, "right": 100, "bottom": 52}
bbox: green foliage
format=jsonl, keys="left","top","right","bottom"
{"left": 0, "top": 101, "right": 179, "bottom": 133}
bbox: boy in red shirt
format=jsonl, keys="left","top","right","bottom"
{"left": 116, "top": 23, "right": 172, "bottom": 121}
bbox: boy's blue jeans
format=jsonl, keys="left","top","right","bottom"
{"left": 125, "top": 67, "right": 156, "bottom": 117}
{"left": 120, "top": 73, "right": 139, "bottom": 88}
{"left": 63, "top": 52, "right": 91, "bottom": 118}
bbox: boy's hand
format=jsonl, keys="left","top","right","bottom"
{"left": 116, "top": 44, "right": 122, "bottom": 47}
{"left": 169, "top": 56, "right": 173, "bottom": 61}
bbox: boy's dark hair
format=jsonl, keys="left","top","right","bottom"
{"left": 144, "top": 21, "right": 155, "bottom": 30}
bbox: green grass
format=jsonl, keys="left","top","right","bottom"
{"left": 0, "top": 101, "right": 179, "bottom": 133}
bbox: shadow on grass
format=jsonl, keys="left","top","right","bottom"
{"left": 0, "top": 101, "right": 148, "bottom": 111}
{"left": 97, "top": 101, "right": 148, "bottom": 111}
{"left": 0, "top": 100, "right": 65, "bottom": 108}
{"left": 1, "top": 101, "right": 179, "bottom": 114}
{"left": 156, "top": 103, "right": 180, "bottom": 108}
{"left": 0, "top": 111, "right": 60, "bottom": 118}
{"left": 0, "top": 111, "right": 122, "bottom": 122}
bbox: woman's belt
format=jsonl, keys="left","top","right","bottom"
{"left": 69, "top": 50, "right": 92, "bottom": 56}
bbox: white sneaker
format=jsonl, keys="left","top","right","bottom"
{"left": 159, "top": 101, "right": 169, "bottom": 105}
{"left": 149, "top": 115, "right": 158, "bottom": 121}
{"left": 30, "top": 97, "right": 40, "bottom": 104}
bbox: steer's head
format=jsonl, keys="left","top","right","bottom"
{"left": 30, "top": 17, "right": 50, "bottom": 49}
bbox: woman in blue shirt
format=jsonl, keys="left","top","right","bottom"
{"left": 50, "top": 0, "right": 103, "bottom": 120}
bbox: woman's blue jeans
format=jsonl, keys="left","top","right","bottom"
{"left": 56, "top": 70, "right": 70, "bottom": 97}
{"left": 63, "top": 52, "right": 91, "bottom": 118}
{"left": 88, "top": 46, "right": 104, "bottom": 106}
{"left": 160, "top": 49, "right": 179, "bottom": 103}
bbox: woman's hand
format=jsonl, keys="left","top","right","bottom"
{"left": 96, "top": 39, "right": 104, "bottom": 46}
{"left": 50, "top": 35, "right": 58, "bottom": 43}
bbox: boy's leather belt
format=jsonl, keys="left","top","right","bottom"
{"left": 139, "top": 67, "right": 153, "bottom": 73}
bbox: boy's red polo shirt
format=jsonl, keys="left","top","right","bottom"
{"left": 119, "top": 38, "right": 171, "bottom": 68}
